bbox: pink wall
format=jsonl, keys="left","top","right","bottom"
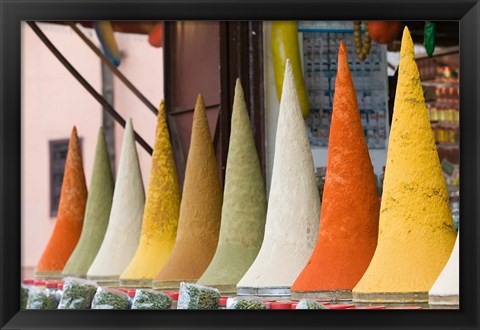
{"left": 21, "top": 22, "right": 163, "bottom": 278}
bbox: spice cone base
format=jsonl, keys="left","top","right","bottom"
{"left": 428, "top": 304, "right": 459, "bottom": 310}
{"left": 34, "top": 271, "right": 63, "bottom": 280}
{"left": 95, "top": 280, "right": 120, "bottom": 287}
{"left": 119, "top": 278, "right": 153, "bottom": 288}
{"left": 352, "top": 291, "right": 429, "bottom": 303}
{"left": 429, "top": 294, "right": 459, "bottom": 306}
{"left": 201, "top": 284, "right": 236, "bottom": 294}
{"left": 291, "top": 290, "right": 352, "bottom": 301}
{"left": 152, "top": 279, "right": 197, "bottom": 290}
{"left": 236, "top": 286, "right": 291, "bottom": 296}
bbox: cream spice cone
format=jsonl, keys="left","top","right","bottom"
{"left": 237, "top": 60, "right": 320, "bottom": 296}
{"left": 87, "top": 119, "right": 145, "bottom": 286}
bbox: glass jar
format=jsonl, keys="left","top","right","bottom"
{"left": 21, "top": 279, "right": 34, "bottom": 309}
{"left": 45, "top": 281, "right": 59, "bottom": 304}
{"left": 127, "top": 290, "right": 136, "bottom": 308}
{"left": 165, "top": 291, "right": 178, "bottom": 309}
{"left": 56, "top": 282, "right": 64, "bottom": 302}
{"left": 218, "top": 296, "right": 228, "bottom": 309}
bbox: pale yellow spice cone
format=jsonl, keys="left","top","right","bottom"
{"left": 352, "top": 27, "right": 456, "bottom": 303}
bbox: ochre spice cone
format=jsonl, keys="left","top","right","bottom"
{"left": 152, "top": 94, "right": 223, "bottom": 290}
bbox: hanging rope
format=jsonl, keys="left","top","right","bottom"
{"left": 67, "top": 21, "right": 186, "bottom": 171}
{"left": 27, "top": 21, "right": 153, "bottom": 155}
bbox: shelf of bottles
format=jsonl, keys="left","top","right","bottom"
{"left": 418, "top": 57, "right": 459, "bottom": 231}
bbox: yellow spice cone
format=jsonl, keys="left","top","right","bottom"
{"left": 352, "top": 27, "right": 456, "bottom": 303}
{"left": 120, "top": 101, "right": 181, "bottom": 287}
{"left": 152, "top": 94, "right": 223, "bottom": 290}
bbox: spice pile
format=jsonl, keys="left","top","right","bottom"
{"left": 57, "top": 278, "right": 97, "bottom": 309}
{"left": 131, "top": 289, "right": 172, "bottom": 310}
{"left": 177, "top": 282, "right": 220, "bottom": 309}
{"left": 296, "top": 299, "right": 325, "bottom": 309}
{"left": 91, "top": 287, "right": 129, "bottom": 309}
{"left": 226, "top": 297, "right": 268, "bottom": 310}
{"left": 26, "top": 287, "right": 58, "bottom": 310}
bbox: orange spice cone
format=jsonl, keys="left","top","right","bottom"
{"left": 236, "top": 60, "right": 320, "bottom": 296}
{"left": 35, "top": 126, "right": 88, "bottom": 279}
{"left": 120, "top": 101, "right": 182, "bottom": 287}
{"left": 152, "top": 94, "right": 223, "bottom": 290}
{"left": 352, "top": 27, "right": 456, "bottom": 303}
{"left": 291, "top": 41, "right": 380, "bottom": 300}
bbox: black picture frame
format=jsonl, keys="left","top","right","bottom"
{"left": 1, "top": 0, "right": 479, "bottom": 329}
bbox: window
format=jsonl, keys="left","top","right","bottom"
{"left": 49, "top": 138, "right": 82, "bottom": 217}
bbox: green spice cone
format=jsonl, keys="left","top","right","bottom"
{"left": 196, "top": 79, "right": 267, "bottom": 293}
{"left": 62, "top": 128, "right": 114, "bottom": 277}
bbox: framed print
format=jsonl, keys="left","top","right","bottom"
{"left": 1, "top": 0, "right": 479, "bottom": 329}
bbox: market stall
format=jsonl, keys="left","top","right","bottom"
{"left": 21, "top": 20, "right": 459, "bottom": 310}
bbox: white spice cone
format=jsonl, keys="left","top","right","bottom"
{"left": 237, "top": 60, "right": 320, "bottom": 296}
{"left": 429, "top": 232, "right": 459, "bottom": 305}
{"left": 87, "top": 119, "right": 146, "bottom": 285}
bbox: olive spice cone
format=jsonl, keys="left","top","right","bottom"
{"left": 352, "top": 27, "right": 456, "bottom": 303}
{"left": 429, "top": 232, "right": 459, "bottom": 306}
{"left": 196, "top": 79, "right": 268, "bottom": 293}
{"left": 291, "top": 42, "right": 380, "bottom": 300}
{"left": 62, "top": 128, "right": 114, "bottom": 278}
{"left": 153, "top": 94, "right": 223, "bottom": 290}
{"left": 87, "top": 119, "right": 145, "bottom": 286}
{"left": 120, "top": 101, "right": 181, "bottom": 287}
{"left": 237, "top": 60, "right": 320, "bottom": 296}
{"left": 35, "top": 126, "right": 88, "bottom": 279}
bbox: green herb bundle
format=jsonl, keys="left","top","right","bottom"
{"left": 131, "top": 289, "right": 172, "bottom": 310}
{"left": 296, "top": 299, "right": 325, "bottom": 309}
{"left": 91, "top": 287, "right": 129, "bottom": 309}
{"left": 57, "top": 277, "right": 97, "bottom": 309}
{"left": 20, "top": 285, "right": 29, "bottom": 309}
{"left": 226, "top": 297, "right": 268, "bottom": 310}
{"left": 177, "top": 282, "right": 220, "bottom": 309}
{"left": 26, "top": 288, "right": 58, "bottom": 310}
